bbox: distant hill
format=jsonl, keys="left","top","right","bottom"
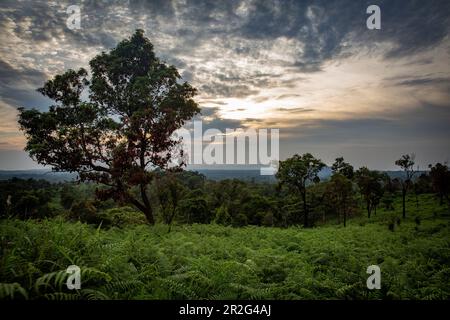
{"left": 383, "top": 170, "right": 427, "bottom": 180}
{"left": 0, "top": 168, "right": 428, "bottom": 183}
{"left": 0, "top": 170, "right": 77, "bottom": 182}
{"left": 0, "top": 169, "right": 277, "bottom": 183}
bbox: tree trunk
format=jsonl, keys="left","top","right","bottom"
{"left": 367, "top": 201, "right": 371, "bottom": 219}
{"left": 140, "top": 184, "right": 155, "bottom": 225}
{"left": 402, "top": 189, "right": 406, "bottom": 219}
{"left": 415, "top": 191, "right": 419, "bottom": 208}
{"left": 143, "top": 205, "right": 155, "bottom": 225}
{"left": 343, "top": 210, "right": 346, "bottom": 227}
{"left": 128, "top": 194, "right": 155, "bottom": 225}
{"left": 302, "top": 190, "right": 308, "bottom": 228}
{"left": 343, "top": 202, "right": 347, "bottom": 227}
{"left": 167, "top": 206, "right": 177, "bottom": 233}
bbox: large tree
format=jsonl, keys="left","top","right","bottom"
{"left": 395, "top": 154, "right": 415, "bottom": 219}
{"left": 18, "top": 30, "right": 200, "bottom": 224}
{"left": 276, "top": 153, "right": 325, "bottom": 227}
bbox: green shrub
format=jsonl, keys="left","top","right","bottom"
{"left": 68, "top": 200, "right": 99, "bottom": 224}
{"left": 98, "top": 207, "right": 147, "bottom": 228}
{"left": 214, "top": 205, "right": 231, "bottom": 226}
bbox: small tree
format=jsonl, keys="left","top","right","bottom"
{"left": 326, "top": 173, "right": 354, "bottom": 227}
{"left": 215, "top": 204, "right": 231, "bottom": 226}
{"left": 428, "top": 163, "right": 450, "bottom": 206}
{"left": 276, "top": 153, "right": 325, "bottom": 227}
{"left": 60, "top": 184, "right": 77, "bottom": 210}
{"left": 331, "top": 157, "right": 354, "bottom": 180}
{"left": 355, "top": 167, "right": 384, "bottom": 218}
{"left": 178, "top": 195, "right": 211, "bottom": 224}
{"left": 18, "top": 30, "right": 200, "bottom": 224}
{"left": 156, "top": 172, "right": 185, "bottom": 232}
{"left": 395, "top": 154, "right": 415, "bottom": 218}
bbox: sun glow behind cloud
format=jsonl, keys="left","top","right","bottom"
{"left": 199, "top": 41, "right": 450, "bottom": 126}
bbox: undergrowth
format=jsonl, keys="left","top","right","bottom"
{"left": 1, "top": 194, "right": 449, "bottom": 300}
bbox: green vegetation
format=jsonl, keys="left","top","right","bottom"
{"left": 1, "top": 194, "right": 449, "bottom": 300}
{"left": 3, "top": 30, "right": 450, "bottom": 301}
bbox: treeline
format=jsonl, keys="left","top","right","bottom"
{"left": 1, "top": 154, "right": 449, "bottom": 229}
{"left": 0, "top": 178, "right": 57, "bottom": 219}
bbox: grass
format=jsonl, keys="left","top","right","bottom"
{"left": 0, "top": 194, "right": 449, "bottom": 300}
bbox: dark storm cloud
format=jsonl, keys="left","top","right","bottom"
{"left": 2, "top": 0, "right": 449, "bottom": 103}
{"left": 192, "top": 106, "right": 247, "bottom": 132}
{"left": 0, "top": 1, "right": 63, "bottom": 42}
{"left": 0, "top": 59, "right": 45, "bottom": 87}
{"left": 238, "top": 0, "right": 450, "bottom": 61}
{"left": 3, "top": 1, "right": 450, "bottom": 59}
{"left": 0, "top": 59, "right": 51, "bottom": 109}
{"left": 377, "top": 1, "right": 450, "bottom": 59}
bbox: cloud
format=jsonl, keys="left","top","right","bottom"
{"left": 276, "top": 103, "right": 450, "bottom": 169}
{"left": 0, "top": 58, "right": 51, "bottom": 109}
{"left": 200, "top": 83, "right": 259, "bottom": 98}
{"left": 0, "top": 0, "right": 449, "bottom": 169}
{"left": 395, "top": 77, "right": 450, "bottom": 87}
{"left": 193, "top": 106, "right": 247, "bottom": 132}
{"left": 275, "top": 107, "right": 315, "bottom": 114}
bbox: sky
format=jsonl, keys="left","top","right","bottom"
{"left": 0, "top": 0, "right": 449, "bottom": 171}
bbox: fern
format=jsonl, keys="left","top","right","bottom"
{"left": 35, "top": 270, "right": 68, "bottom": 293}
{"left": 80, "top": 288, "right": 110, "bottom": 300}
{"left": 43, "top": 292, "right": 80, "bottom": 300}
{"left": 0, "top": 282, "right": 28, "bottom": 300}
{"left": 1, "top": 196, "right": 449, "bottom": 300}
{"left": 81, "top": 267, "right": 112, "bottom": 283}
{"left": 157, "top": 278, "right": 198, "bottom": 299}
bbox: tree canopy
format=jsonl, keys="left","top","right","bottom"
{"left": 18, "top": 30, "right": 200, "bottom": 224}
{"left": 276, "top": 153, "right": 325, "bottom": 227}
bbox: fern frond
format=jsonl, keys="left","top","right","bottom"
{"left": 104, "top": 279, "right": 144, "bottom": 294}
{"left": 0, "top": 282, "right": 28, "bottom": 300}
{"left": 80, "top": 288, "right": 110, "bottom": 300}
{"left": 35, "top": 270, "right": 68, "bottom": 293}
{"left": 158, "top": 278, "right": 198, "bottom": 299}
{"left": 81, "top": 267, "right": 112, "bottom": 283}
{"left": 43, "top": 292, "right": 80, "bottom": 300}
